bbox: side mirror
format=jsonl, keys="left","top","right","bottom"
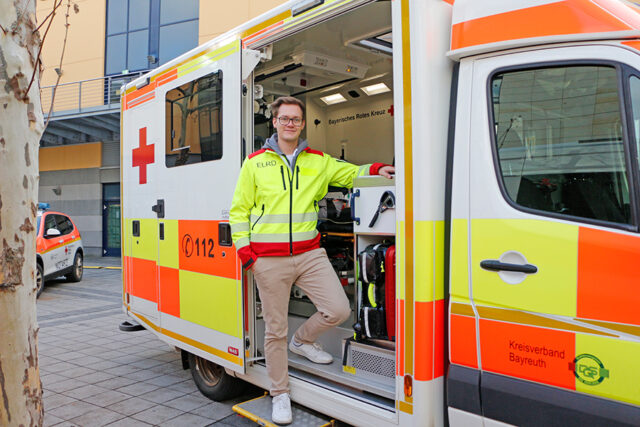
{"left": 45, "top": 228, "right": 61, "bottom": 238}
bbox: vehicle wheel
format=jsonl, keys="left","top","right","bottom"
{"left": 36, "top": 263, "right": 44, "bottom": 298}
{"left": 188, "top": 352, "right": 246, "bottom": 401}
{"left": 66, "top": 251, "right": 83, "bottom": 282}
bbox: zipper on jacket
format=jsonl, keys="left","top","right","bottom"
{"left": 287, "top": 167, "right": 294, "bottom": 255}
{"left": 280, "top": 166, "right": 287, "bottom": 190}
{"left": 296, "top": 166, "right": 300, "bottom": 190}
{"left": 252, "top": 204, "right": 265, "bottom": 230}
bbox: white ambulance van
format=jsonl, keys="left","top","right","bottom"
{"left": 121, "top": 0, "right": 640, "bottom": 425}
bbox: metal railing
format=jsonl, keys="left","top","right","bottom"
{"left": 40, "top": 71, "right": 148, "bottom": 119}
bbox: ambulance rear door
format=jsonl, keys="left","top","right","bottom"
{"left": 466, "top": 44, "right": 640, "bottom": 425}
{"left": 151, "top": 40, "right": 260, "bottom": 373}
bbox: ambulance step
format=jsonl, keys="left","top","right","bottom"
{"left": 233, "top": 393, "right": 334, "bottom": 427}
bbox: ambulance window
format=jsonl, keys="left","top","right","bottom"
{"left": 491, "top": 65, "right": 632, "bottom": 225}
{"left": 165, "top": 70, "right": 223, "bottom": 167}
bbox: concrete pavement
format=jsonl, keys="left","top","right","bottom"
{"left": 38, "top": 255, "right": 260, "bottom": 426}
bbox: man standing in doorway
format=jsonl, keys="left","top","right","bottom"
{"left": 230, "top": 96, "right": 394, "bottom": 425}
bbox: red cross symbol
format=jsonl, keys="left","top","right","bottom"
{"left": 388, "top": 104, "right": 394, "bottom": 116}
{"left": 132, "top": 127, "right": 155, "bottom": 184}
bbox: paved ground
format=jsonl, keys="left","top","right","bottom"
{"left": 38, "top": 255, "right": 261, "bottom": 427}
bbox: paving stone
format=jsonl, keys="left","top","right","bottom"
{"left": 48, "top": 400, "right": 101, "bottom": 420}
{"left": 138, "top": 387, "right": 187, "bottom": 404}
{"left": 144, "top": 374, "right": 185, "bottom": 387}
{"left": 116, "top": 382, "right": 160, "bottom": 396}
{"left": 163, "top": 394, "right": 211, "bottom": 412}
{"left": 104, "top": 418, "right": 152, "bottom": 427}
{"left": 131, "top": 404, "right": 184, "bottom": 424}
{"left": 43, "top": 393, "right": 77, "bottom": 411}
{"left": 69, "top": 407, "right": 124, "bottom": 426}
{"left": 62, "top": 383, "right": 109, "bottom": 399}
{"left": 189, "top": 402, "right": 235, "bottom": 421}
{"left": 45, "top": 378, "right": 88, "bottom": 393}
{"left": 81, "top": 390, "right": 132, "bottom": 407}
{"left": 127, "top": 369, "right": 163, "bottom": 381}
{"left": 43, "top": 412, "right": 65, "bottom": 427}
{"left": 93, "top": 376, "right": 137, "bottom": 390}
{"left": 159, "top": 412, "right": 213, "bottom": 427}
{"left": 106, "top": 396, "right": 157, "bottom": 416}
{"left": 104, "top": 365, "right": 142, "bottom": 376}
{"left": 75, "top": 371, "right": 115, "bottom": 384}
{"left": 60, "top": 366, "right": 97, "bottom": 379}
{"left": 167, "top": 380, "right": 198, "bottom": 394}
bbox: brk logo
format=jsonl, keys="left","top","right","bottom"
{"left": 572, "top": 353, "right": 609, "bottom": 385}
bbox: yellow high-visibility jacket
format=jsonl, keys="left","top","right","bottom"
{"left": 229, "top": 136, "right": 386, "bottom": 269}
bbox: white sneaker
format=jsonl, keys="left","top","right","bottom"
{"left": 272, "top": 393, "right": 292, "bottom": 425}
{"left": 289, "top": 337, "right": 333, "bottom": 364}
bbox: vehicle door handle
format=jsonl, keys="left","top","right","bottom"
{"left": 480, "top": 260, "right": 537, "bottom": 274}
{"left": 58, "top": 239, "right": 64, "bottom": 244}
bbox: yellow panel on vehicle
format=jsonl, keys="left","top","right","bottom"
{"left": 471, "top": 219, "right": 578, "bottom": 317}
{"left": 123, "top": 218, "right": 132, "bottom": 257}
{"left": 179, "top": 270, "right": 242, "bottom": 338}
{"left": 575, "top": 334, "right": 640, "bottom": 406}
{"left": 414, "top": 220, "right": 445, "bottom": 302}
{"left": 158, "top": 220, "right": 178, "bottom": 269}
{"left": 396, "top": 220, "right": 406, "bottom": 300}
{"left": 450, "top": 218, "right": 469, "bottom": 302}
{"left": 131, "top": 218, "right": 158, "bottom": 261}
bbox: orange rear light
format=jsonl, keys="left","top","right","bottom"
{"left": 404, "top": 374, "right": 413, "bottom": 398}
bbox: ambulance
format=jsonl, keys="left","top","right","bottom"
{"left": 120, "top": 0, "right": 640, "bottom": 425}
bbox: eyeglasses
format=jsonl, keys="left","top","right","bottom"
{"left": 277, "top": 116, "right": 303, "bottom": 126}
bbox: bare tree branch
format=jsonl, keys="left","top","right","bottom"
{"left": 24, "top": 0, "right": 63, "bottom": 100}
{"left": 43, "top": 0, "right": 73, "bottom": 130}
{"left": 34, "top": 0, "right": 63, "bottom": 33}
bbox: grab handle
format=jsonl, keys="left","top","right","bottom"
{"left": 350, "top": 189, "right": 360, "bottom": 225}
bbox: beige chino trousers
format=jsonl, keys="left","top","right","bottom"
{"left": 252, "top": 247, "right": 351, "bottom": 396}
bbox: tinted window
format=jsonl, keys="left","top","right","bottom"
{"left": 44, "top": 215, "right": 57, "bottom": 234}
{"left": 160, "top": 0, "right": 198, "bottom": 25}
{"left": 491, "top": 65, "right": 631, "bottom": 225}
{"left": 165, "top": 70, "right": 223, "bottom": 167}
{"left": 55, "top": 215, "right": 74, "bottom": 235}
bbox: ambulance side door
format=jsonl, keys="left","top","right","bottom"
{"left": 153, "top": 41, "right": 259, "bottom": 373}
{"left": 468, "top": 45, "right": 640, "bottom": 425}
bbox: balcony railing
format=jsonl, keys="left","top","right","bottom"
{"left": 40, "top": 71, "right": 148, "bottom": 119}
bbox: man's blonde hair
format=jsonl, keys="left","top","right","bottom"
{"left": 270, "top": 96, "right": 306, "bottom": 119}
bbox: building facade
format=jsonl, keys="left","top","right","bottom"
{"left": 37, "top": 0, "right": 286, "bottom": 256}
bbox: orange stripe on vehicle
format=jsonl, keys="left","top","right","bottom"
{"left": 450, "top": 314, "right": 478, "bottom": 369}
{"left": 621, "top": 40, "right": 640, "bottom": 51}
{"left": 130, "top": 257, "right": 158, "bottom": 303}
{"left": 158, "top": 266, "right": 180, "bottom": 317}
{"left": 178, "top": 220, "right": 239, "bottom": 280}
{"left": 451, "top": 0, "right": 633, "bottom": 51}
{"left": 442, "top": 0, "right": 454, "bottom": 5}
{"left": 577, "top": 227, "right": 640, "bottom": 326}
{"left": 39, "top": 236, "right": 82, "bottom": 254}
{"left": 132, "top": 312, "right": 242, "bottom": 366}
{"left": 479, "top": 319, "right": 575, "bottom": 390}
{"left": 397, "top": 299, "right": 405, "bottom": 376}
{"left": 414, "top": 300, "right": 445, "bottom": 381}
{"left": 155, "top": 68, "right": 178, "bottom": 87}
{"left": 242, "top": 20, "right": 284, "bottom": 47}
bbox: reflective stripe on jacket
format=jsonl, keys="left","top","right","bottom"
{"left": 230, "top": 146, "right": 386, "bottom": 268}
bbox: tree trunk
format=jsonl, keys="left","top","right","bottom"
{"left": 0, "top": 0, "right": 45, "bottom": 425}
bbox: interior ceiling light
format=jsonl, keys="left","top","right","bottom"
{"left": 320, "top": 93, "right": 347, "bottom": 105}
{"left": 361, "top": 82, "right": 390, "bottom": 96}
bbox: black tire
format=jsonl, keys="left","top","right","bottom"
{"left": 36, "top": 263, "right": 44, "bottom": 298}
{"left": 66, "top": 251, "right": 83, "bottom": 282}
{"left": 188, "top": 352, "right": 246, "bottom": 401}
